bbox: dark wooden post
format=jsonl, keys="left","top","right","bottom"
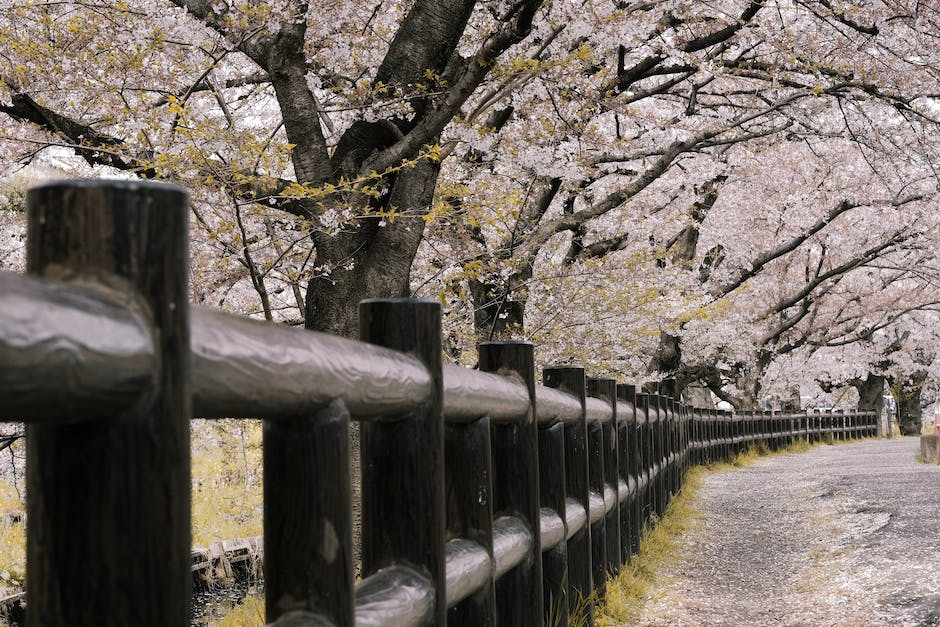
{"left": 26, "top": 180, "right": 191, "bottom": 626}
{"left": 750, "top": 410, "right": 759, "bottom": 449}
{"left": 718, "top": 409, "right": 726, "bottom": 460}
{"left": 669, "top": 398, "right": 679, "bottom": 497}
{"left": 712, "top": 409, "right": 718, "bottom": 461}
{"left": 588, "top": 377, "right": 619, "bottom": 585}
{"left": 644, "top": 392, "right": 659, "bottom": 518}
{"left": 773, "top": 410, "right": 779, "bottom": 447}
{"left": 538, "top": 419, "right": 568, "bottom": 625}
{"left": 359, "top": 299, "right": 445, "bottom": 625}
{"left": 723, "top": 411, "right": 737, "bottom": 460}
{"left": 635, "top": 392, "right": 651, "bottom": 527}
{"left": 617, "top": 384, "right": 641, "bottom": 560}
{"left": 739, "top": 410, "right": 747, "bottom": 450}
{"left": 445, "top": 414, "right": 495, "bottom": 626}
{"left": 480, "top": 342, "right": 542, "bottom": 627}
{"left": 264, "top": 402, "right": 353, "bottom": 624}
{"left": 705, "top": 408, "right": 714, "bottom": 463}
{"left": 693, "top": 405, "right": 701, "bottom": 466}
{"left": 654, "top": 394, "right": 667, "bottom": 518}
{"left": 657, "top": 394, "right": 669, "bottom": 515}
{"left": 660, "top": 395, "right": 671, "bottom": 504}
{"left": 712, "top": 409, "right": 720, "bottom": 463}
{"left": 543, "top": 366, "right": 592, "bottom": 622}
{"left": 682, "top": 402, "right": 691, "bottom": 475}
{"left": 673, "top": 399, "right": 683, "bottom": 491}
{"left": 602, "top": 380, "right": 620, "bottom": 575}
{"left": 585, "top": 401, "right": 606, "bottom": 594}
{"left": 766, "top": 410, "right": 773, "bottom": 448}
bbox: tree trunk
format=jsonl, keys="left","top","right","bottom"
{"left": 890, "top": 371, "right": 926, "bottom": 436}
{"left": 303, "top": 160, "right": 440, "bottom": 573}
{"left": 851, "top": 373, "right": 886, "bottom": 437}
{"left": 733, "top": 349, "right": 773, "bottom": 410}
{"left": 468, "top": 264, "right": 533, "bottom": 341}
{"left": 853, "top": 374, "right": 885, "bottom": 413}
{"left": 305, "top": 160, "right": 440, "bottom": 336}
{"left": 649, "top": 332, "right": 681, "bottom": 379}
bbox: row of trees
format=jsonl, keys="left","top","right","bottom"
{"left": 1, "top": 0, "right": 939, "bottom": 431}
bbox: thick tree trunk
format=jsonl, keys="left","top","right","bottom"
{"left": 305, "top": 161, "right": 440, "bottom": 336}
{"left": 649, "top": 332, "right": 681, "bottom": 376}
{"left": 851, "top": 373, "right": 887, "bottom": 437}
{"left": 733, "top": 350, "right": 773, "bottom": 410}
{"left": 853, "top": 374, "right": 885, "bottom": 413}
{"left": 890, "top": 371, "right": 926, "bottom": 436}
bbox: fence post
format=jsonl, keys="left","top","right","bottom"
{"left": 670, "top": 398, "right": 680, "bottom": 497}
{"left": 479, "top": 342, "right": 542, "bottom": 627}
{"left": 644, "top": 392, "right": 659, "bottom": 519}
{"left": 615, "top": 384, "right": 638, "bottom": 562}
{"left": 264, "top": 404, "right": 353, "bottom": 624}
{"left": 25, "top": 180, "right": 191, "bottom": 626}
{"left": 543, "top": 366, "right": 592, "bottom": 622}
{"left": 654, "top": 394, "right": 667, "bottom": 518}
{"left": 635, "top": 392, "right": 651, "bottom": 527}
{"left": 359, "top": 299, "right": 445, "bottom": 625}
{"left": 588, "top": 377, "right": 618, "bottom": 585}
{"left": 585, "top": 382, "right": 606, "bottom": 595}
{"left": 538, "top": 416, "right": 568, "bottom": 624}
{"left": 704, "top": 408, "right": 713, "bottom": 463}
{"left": 444, "top": 410, "right": 495, "bottom": 626}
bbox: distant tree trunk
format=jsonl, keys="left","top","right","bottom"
{"left": 305, "top": 162, "right": 441, "bottom": 337}
{"left": 649, "top": 333, "right": 681, "bottom": 377}
{"left": 890, "top": 371, "right": 927, "bottom": 435}
{"left": 852, "top": 374, "right": 886, "bottom": 413}
{"left": 851, "top": 373, "right": 886, "bottom": 436}
{"left": 731, "top": 349, "right": 774, "bottom": 410}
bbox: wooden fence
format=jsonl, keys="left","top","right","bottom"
{"left": 0, "top": 181, "right": 878, "bottom": 626}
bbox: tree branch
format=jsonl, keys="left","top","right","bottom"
{"left": 366, "top": 0, "right": 545, "bottom": 174}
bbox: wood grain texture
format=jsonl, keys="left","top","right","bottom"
{"left": 359, "top": 299, "right": 445, "bottom": 626}
{"left": 192, "top": 307, "right": 431, "bottom": 420}
{"left": 543, "top": 365, "right": 593, "bottom": 623}
{"left": 479, "top": 341, "right": 542, "bottom": 627}
{"left": 264, "top": 400, "right": 353, "bottom": 625}
{"left": 25, "top": 179, "right": 191, "bottom": 626}
{"left": 0, "top": 270, "right": 154, "bottom": 423}
{"left": 445, "top": 416, "right": 495, "bottom": 626}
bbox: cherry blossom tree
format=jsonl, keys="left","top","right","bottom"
{"left": 1, "top": 0, "right": 939, "bottom": 406}
{"left": 0, "top": 0, "right": 552, "bottom": 335}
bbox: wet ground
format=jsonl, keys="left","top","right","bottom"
{"left": 636, "top": 437, "right": 940, "bottom": 626}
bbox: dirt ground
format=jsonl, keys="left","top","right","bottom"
{"left": 635, "top": 437, "right": 940, "bottom": 627}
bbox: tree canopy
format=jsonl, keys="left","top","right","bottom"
{"left": 1, "top": 0, "right": 939, "bottom": 423}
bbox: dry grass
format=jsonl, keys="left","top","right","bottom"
{"left": 594, "top": 468, "right": 706, "bottom": 626}
{"left": 211, "top": 595, "right": 264, "bottom": 627}
{"left": 0, "top": 480, "right": 24, "bottom": 590}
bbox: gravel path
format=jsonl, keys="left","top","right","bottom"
{"left": 636, "top": 437, "right": 940, "bottom": 626}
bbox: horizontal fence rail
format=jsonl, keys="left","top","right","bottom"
{"left": 0, "top": 181, "right": 880, "bottom": 627}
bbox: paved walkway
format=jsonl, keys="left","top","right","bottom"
{"left": 635, "top": 437, "right": 940, "bottom": 626}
